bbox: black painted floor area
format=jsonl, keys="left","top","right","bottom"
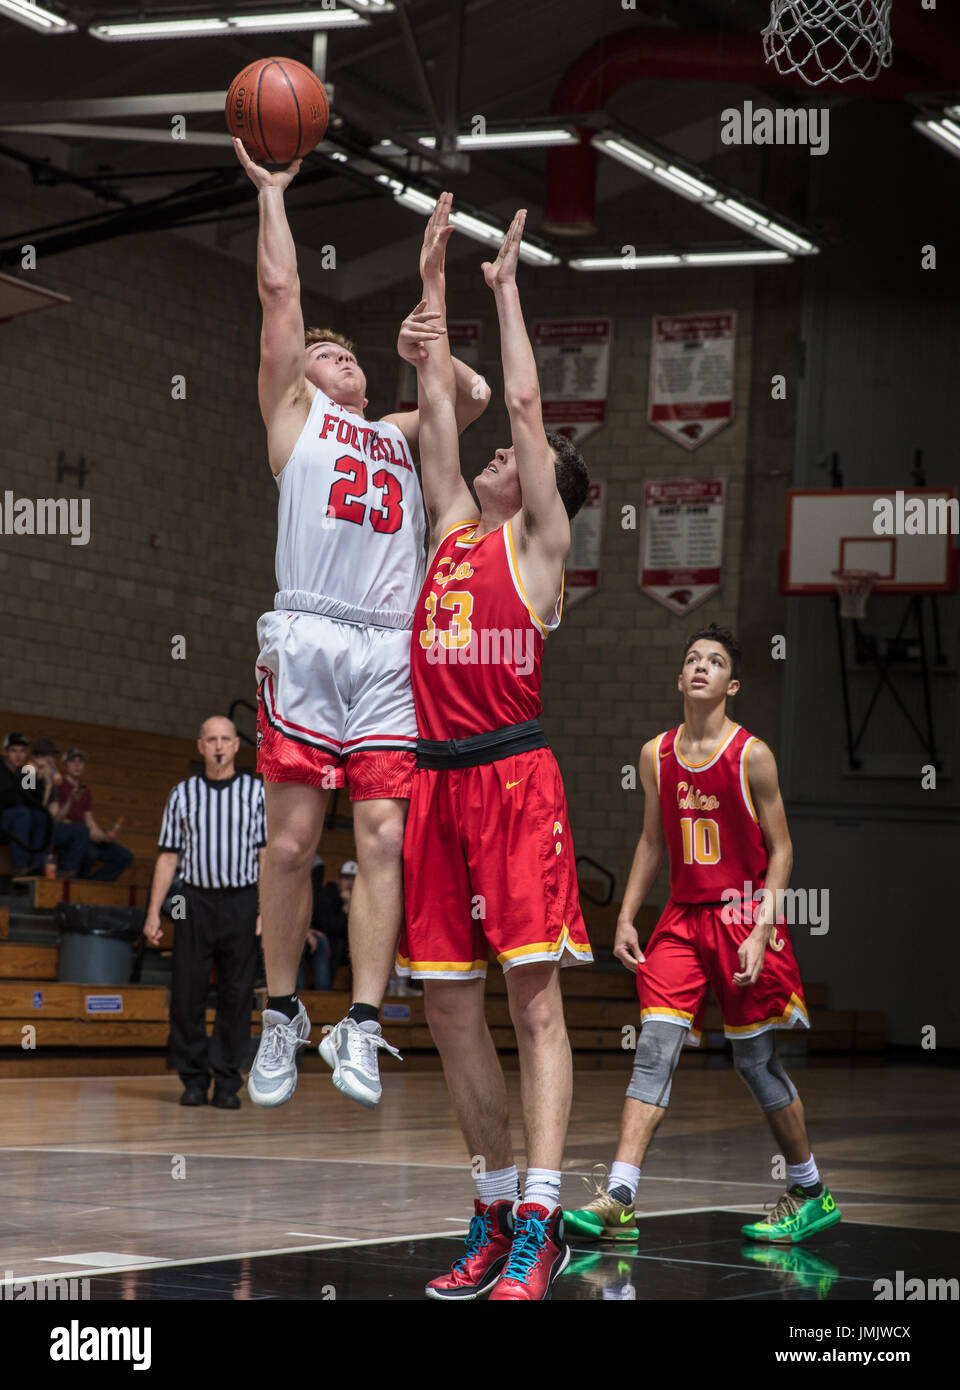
{"left": 81, "top": 1212, "right": 960, "bottom": 1301}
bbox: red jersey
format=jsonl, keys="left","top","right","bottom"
{"left": 655, "top": 723, "right": 767, "bottom": 904}
{"left": 410, "top": 520, "right": 561, "bottom": 741}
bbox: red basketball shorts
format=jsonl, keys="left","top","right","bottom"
{"left": 637, "top": 897, "right": 809, "bottom": 1045}
{"left": 398, "top": 747, "right": 592, "bottom": 979}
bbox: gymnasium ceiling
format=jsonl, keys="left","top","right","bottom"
{"left": 0, "top": 0, "right": 957, "bottom": 299}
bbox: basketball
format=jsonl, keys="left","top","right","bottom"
{"left": 225, "top": 57, "right": 329, "bottom": 165}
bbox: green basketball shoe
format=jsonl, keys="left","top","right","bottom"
{"left": 564, "top": 1169, "right": 639, "bottom": 1241}
{"left": 741, "top": 1186, "right": 841, "bottom": 1244}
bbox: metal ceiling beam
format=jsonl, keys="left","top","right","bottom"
{"left": 0, "top": 92, "right": 229, "bottom": 124}
{"left": 392, "top": 0, "right": 443, "bottom": 139}
{"left": 0, "top": 123, "right": 234, "bottom": 146}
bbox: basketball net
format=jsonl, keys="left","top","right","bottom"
{"left": 832, "top": 569, "right": 878, "bottom": 620}
{"left": 762, "top": 0, "right": 893, "bottom": 86}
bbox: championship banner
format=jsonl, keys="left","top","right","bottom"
{"left": 639, "top": 478, "right": 725, "bottom": 615}
{"left": 531, "top": 317, "right": 612, "bottom": 445}
{"left": 564, "top": 479, "right": 605, "bottom": 610}
{"left": 395, "top": 320, "right": 482, "bottom": 412}
{"left": 648, "top": 311, "right": 735, "bottom": 450}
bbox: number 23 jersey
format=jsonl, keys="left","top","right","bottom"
{"left": 274, "top": 388, "right": 426, "bottom": 624}
{"left": 656, "top": 723, "right": 768, "bottom": 904}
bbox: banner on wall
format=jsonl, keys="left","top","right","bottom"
{"left": 531, "top": 317, "right": 612, "bottom": 445}
{"left": 395, "top": 320, "right": 482, "bottom": 412}
{"left": 564, "top": 479, "right": 605, "bottom": 610}
{"left": 648, "top": 311, "right": 735, "bottom": 450}
{"left": 639, "top": 478, "right": 725, "bottom": 615}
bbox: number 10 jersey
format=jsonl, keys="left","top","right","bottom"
{"left": 274, "top": 387, "right": 426, "bottom": 626}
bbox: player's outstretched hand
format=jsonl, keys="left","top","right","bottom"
{"left": 397, "top": 300, "right": 447, "bottom": 364}
{"left": 613, "top": 917, "right": 645, "bottom": 972}
{"left": 481, "top": 208, "right": 525, "bottom": 290}
{"left": 733, "top": 930, "right": 767, "bottom": 988}
{"left": 232, "top": 136, "right": 302, "bottom": 191}
{"left": 420, "top": 191, "right": 455, "bottom": 283}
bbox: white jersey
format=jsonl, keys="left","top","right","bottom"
{"left": 274, "top": 387, "right": 426, "bottom": 628}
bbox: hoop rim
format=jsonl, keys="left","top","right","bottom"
{"left": 831, "top": 567, "right": 879, "bottom": 593}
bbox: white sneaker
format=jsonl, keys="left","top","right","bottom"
{"left": 247, "top": 1001, "right": 311, "bottom": 1107}
{"left": 318, "top": 1016, "right": 402, "bottom": 1109}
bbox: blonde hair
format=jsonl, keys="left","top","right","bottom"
{"left": 305, "top": 328, "right": 355, "bottom": 354}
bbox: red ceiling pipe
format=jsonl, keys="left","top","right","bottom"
{"left": 543, "top": 28, "right": 952, "bottom": 236}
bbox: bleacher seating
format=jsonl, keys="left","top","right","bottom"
{"left": 0, "top": 712, "right": 886, "bottom": 1077}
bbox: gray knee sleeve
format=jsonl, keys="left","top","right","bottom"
{"left": 731, "top": 1032, "right": 797, "bottom": 1112}
{"left": 625, "top": 1020, "right": 686, "bottom": 1108}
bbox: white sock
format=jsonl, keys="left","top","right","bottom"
{"left": 475, "top": 1164, "right": 520, "bottom": 1205}
{"left": 786, "top": 1155, "right": 820, "bottom": 1190}
{"left": 608, "top": 1161, "right": 641, "bottom": 1202}
{"left": 523, "top": 1168, "right": 562, "bottom": 1212}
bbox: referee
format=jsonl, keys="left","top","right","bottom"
{"left": 144, "top": 716, "right": 266, "bottom": 1109}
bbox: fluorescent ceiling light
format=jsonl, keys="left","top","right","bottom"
{"left": 90, "top": 9, "right": 369, "bottom": 40}
{"left": 593, "top": 131, "right": 817, "bottom": 255}
{"left": 595, "top": 136, "right": 656, "bottom": 174}
{"left": 375, "top": 174, "right": 559, "bottom": 265}
{"left": 914, "top": 117, "right": 960, "bottom": 156}
{"left": 417, "top": 129, "right": 577, "bottom": 151}
{"left": 685, "top": 250, "right": 791, "bottom": 265}
{"left": 652, "top": 164, "right": 718, "bottom": 199}
{"left": 571, "top": 249, "right": 792, "bottom": 270}
{"left": 570, "top": 255, "right": 682, "bottom": 269}
{"left": 0, "top": 0, "right": 75, "bottom": 32}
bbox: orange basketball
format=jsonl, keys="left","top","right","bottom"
{"left": 225, "top": 57, "right": 329, "bottom": 165}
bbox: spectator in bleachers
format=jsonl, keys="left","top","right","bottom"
{"left": 296, "top": 858, "right": 353, "bottom": 991}
{"left": 0, "top": 733, "right": 88, "bottom": 878}
{"left": 54, "top": 748, "right": 134, "bottom": 882}
{"left": 317, "top": 859, "right": 353, "bottom": 983}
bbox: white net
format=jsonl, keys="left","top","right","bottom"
{"left": 762, "top": 0, "right": 893, "bottom": 86}
{"left": 832, "top": 569, "right": 878, "bottom": 620}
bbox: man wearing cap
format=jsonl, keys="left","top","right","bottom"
{"left": 55, "top": 749, "right": 134, "bottom": 883}
{"left": 0, "top": 734, "right": 88, "bottom": 878}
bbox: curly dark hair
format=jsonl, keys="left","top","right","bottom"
{"left": 546, "top": 431, "right": 590, "bottom": 519}
{"left": 682, "top": 623, "right": 742, "bottom": 681}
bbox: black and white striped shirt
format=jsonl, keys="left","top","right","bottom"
{"left": 158, "top": 773, "right": 266, "bottom": 889}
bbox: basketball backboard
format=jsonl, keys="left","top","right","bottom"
{"left": 781, "top": 489, "right": 958, "bottom": 595}
{"left": 0, "top": 271, "right": 72, "bottom": 324}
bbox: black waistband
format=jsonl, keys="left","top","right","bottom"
{"left": 416, "top": 719, "right": 547, "bottom": 770}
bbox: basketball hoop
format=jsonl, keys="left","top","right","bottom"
{"left": 762, "top": 0, "right": 893, "bottom": 86}
{"left": 832, "top": 568, "right": 878, "bottom": 620}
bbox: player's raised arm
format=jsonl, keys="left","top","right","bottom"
{"left": 403, "top": 194, "right": 476, "bottom": 547}
{"left": 614, "top": 740, "right": 667, "bottom": 972}
{"left": 384, "top": 196, "right": 491, "bottom": 454}
{"left": 234, "top": 137, "right": 308, "bottom": 474}
{"left": 483, "top": 210, "right": 570, "bottom": 562}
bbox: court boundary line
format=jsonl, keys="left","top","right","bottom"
{"left": 0, "top": 1229, "right": 471, "bottom": 1288}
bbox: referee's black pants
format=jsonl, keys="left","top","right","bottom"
{"left": 168, "top": 884, "right": 258, "bottom": 1096}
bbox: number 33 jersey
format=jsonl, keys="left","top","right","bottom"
{"left": 274, "top": 388, "right": 426, "bottom": 625}
{"left": 655, "top": 723, "right": 768, "bottom": 904}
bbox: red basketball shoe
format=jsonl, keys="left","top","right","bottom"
{"left": 425, "top": 1199, "right": 515, "bottom": 1300}
{"left": 488, "top": 1202, "right": 570, "bottom": 1301}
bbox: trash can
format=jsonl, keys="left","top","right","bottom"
{"left": 56, "top": 904, "right": 146, "bottom": 985}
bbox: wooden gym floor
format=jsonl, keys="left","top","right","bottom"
{"left": 1, "top": 1059, "right": 957, "bottom": 1300}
